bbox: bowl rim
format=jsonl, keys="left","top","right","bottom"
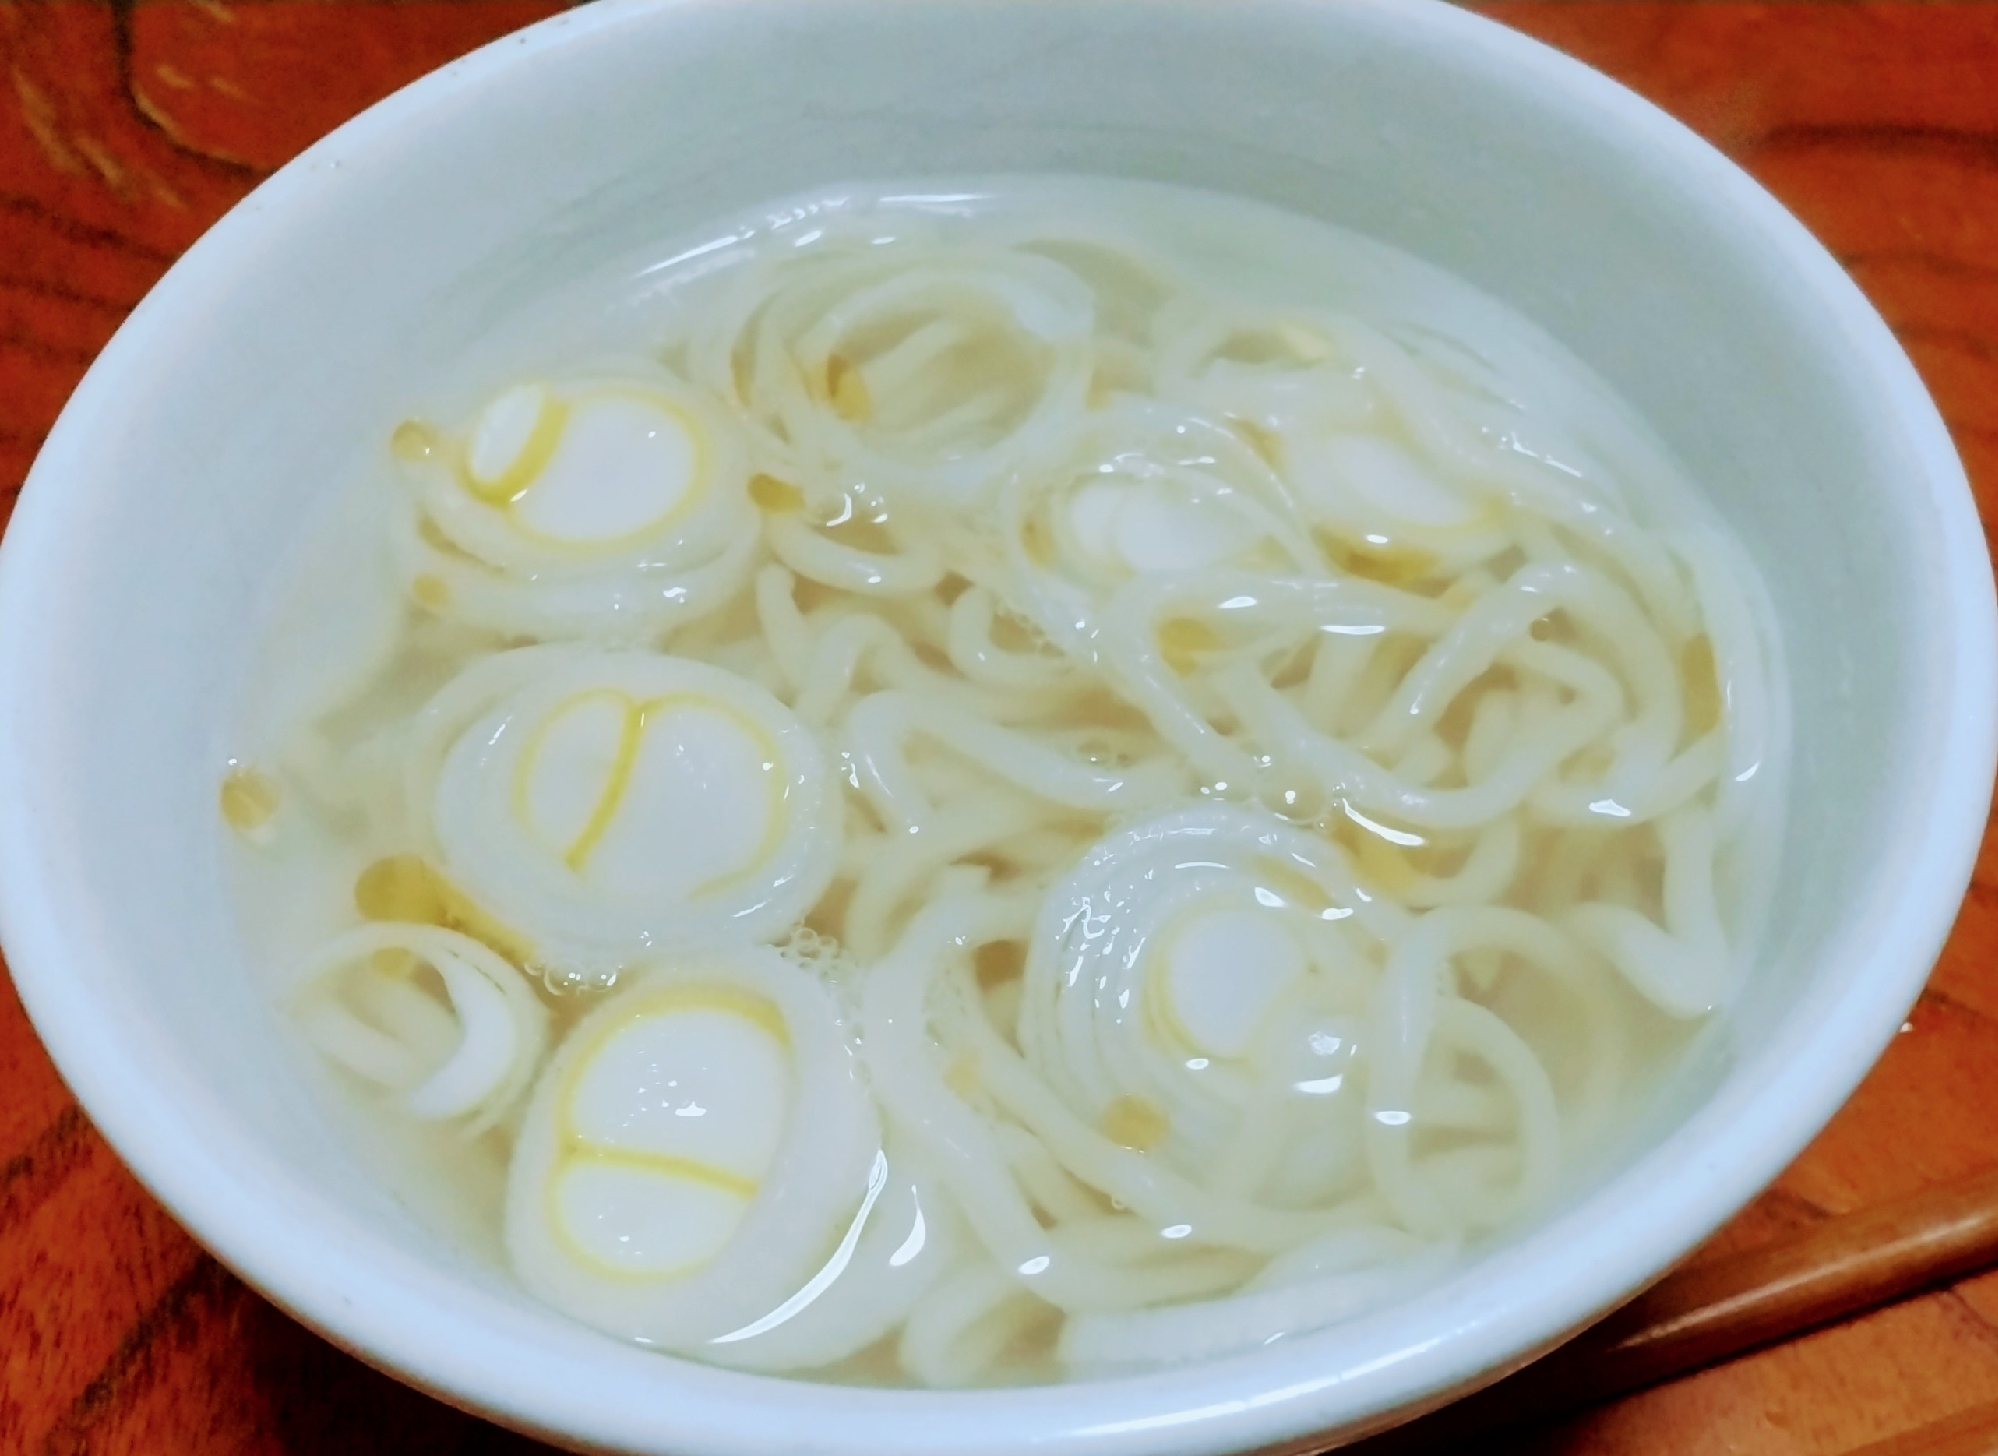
{"left": 1, "top": 0, "right": 1993, "bottom": 1452}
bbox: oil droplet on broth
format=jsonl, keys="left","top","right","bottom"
{"left": 975, "top": 939, "right": 1026, "bottom": 987}
{"left": 748, "top": 473, "right": 804, "bottom": 514}
{"left": 826, "top": 354, "right": 871, "bottom": 422}
{"left": 353, "top": 854, "right": 538, "bottom": 969}
{"left": 1100, "top": 1094, "right": 1171, "bottom": 1152}
{"left": 219, "top": 766, "right": 281, "bottom": 841}
{"left": 1529, "top": 608, "right": 1576, "bottom": 645}
{"left": 1682, "top": 634, "right": 1722, "bottom": 741}
{"left": 1021, "top": 515, "right": 1057, "bottom": 567}
{"left": 355, "top": 854, "right": 450, "bottom": 923}
{"left": 391, "top": 418, "right": 440, "bottom": 462}
{"left": 1157, "top": 617, "right": 1220, "bottom": 676}
{"left": 944, "top": 1051, "right": 981, "bottom": 1096}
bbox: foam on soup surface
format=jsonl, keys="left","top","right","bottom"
{"left": 224, "top": 179, "right": 1787, "bottom": 1385}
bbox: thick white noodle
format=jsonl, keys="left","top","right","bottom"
{"left": 1059, "top": 1230, "right": 1457, "bottom": 1373}
{"left": 292, "top": 922, "right": 549, "bottom": 1135}
{"left": 843, "top": 689, "right": 1185, "bottom": 833}
{"left": 268, "top": 197, "right": 1785, "bottom": 1386}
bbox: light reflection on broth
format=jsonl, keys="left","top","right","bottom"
{"left": 224, "top": 179, "right": 1787, "bottom": 1386}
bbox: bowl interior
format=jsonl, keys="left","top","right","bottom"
{"left": 2, "top": 2, "right": 1988, "bottom": 1453}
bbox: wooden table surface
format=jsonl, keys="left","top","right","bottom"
{"left": 2, "top": 2, "right": 1996, "bottom": 1453}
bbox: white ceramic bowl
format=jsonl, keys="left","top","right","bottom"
{"left": 2, "top": 1, "right": 1992, "bottom": 1452}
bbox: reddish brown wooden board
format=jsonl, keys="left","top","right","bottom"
{"left": 1, "top": 3, "right": 1995, "bottom": 1453}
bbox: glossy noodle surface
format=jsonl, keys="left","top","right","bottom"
{"left": 225, "top": 180, "right": 1787, "bottom": 1386}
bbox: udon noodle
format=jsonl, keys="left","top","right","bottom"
{"left": 224, "top": 181, "right": 1786, "bottom": 1385}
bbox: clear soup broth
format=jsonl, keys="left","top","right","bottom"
{"left": 224, "top": 178, "right": 1788, "bottom": 1386}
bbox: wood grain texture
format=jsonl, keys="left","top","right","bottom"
{"left": 1, "top": 2, "right": 1995, "bottom": 1454}
{"left": 1350, "top": 1166, "right": 1998, "bottom": 1454}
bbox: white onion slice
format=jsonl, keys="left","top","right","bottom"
{"left": 693, "top": 240, "right": 1095, "bottom": 513}
{"left": 699, "top": 1132, "right": 962, "bottom": 1373}
{"left": 425, "top": 650, "right": 840, "bottom": 984}
{"left": 505, "top": 948, "right": 880, "bottom": 1351}
{"left": 1000, "top": 397, "right": 1323, "bottom": 656}
{"left": 390, "top": 365, "right": 756, "bottom": 641}
{"left": 1020, "top": 805, "right": 1396, "bottom": 1179}
{"left": 1153, "top": 305, "right": 1514, "bottom": 582}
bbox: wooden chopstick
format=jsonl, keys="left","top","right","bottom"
{"left": 1335, "top": 1165, "right": 1998, "bottom": 1453}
